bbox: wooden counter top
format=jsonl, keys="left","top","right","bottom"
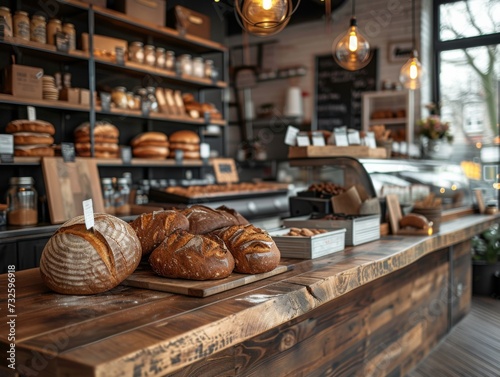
{"left": 1, "top": 214, "right": 497, "bottom": 377}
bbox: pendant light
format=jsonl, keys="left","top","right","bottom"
{"left": 399, "top": 0, "right": 424, "bottom": 89}
{"left": 332, "top": 0, "right": 371, "bottom": 71}
{"left": 234, "top": 0, "right": 301, "bottom": 37}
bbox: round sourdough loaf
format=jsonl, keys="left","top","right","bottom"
{"left": 40, "top": 214, "right": 141, "bottom": 295}
{"left": 129, "top": 210, "right": 190, "bottom": 256}
{"left": 214, "top": 224, "right": 281, "bottom": 274}
{"left": 149, "top": 229, "right": 235, "bottom": 280}
{"left": 182, "top": 205, "right": 239, "bottom": 234}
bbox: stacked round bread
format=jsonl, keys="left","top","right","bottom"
{"left": 131, "top": 132, "right": 169, "bottom": 159}
{"left": 6, "top": 119, "right": 55, "bottom": 157}
{"left": 39, "top": 213, "right": 142, "bottom": 295}
{"left": 168, "top": 130, "right": 200, "bottom": 160}
{"left": 42, "top": 75, "right": 59, "bottom": 101}
{"left": 130, "top": 205, "right": 280, "bottom": 281}
{"left": 74, "top": 121, "right": 119, "bottom": 158}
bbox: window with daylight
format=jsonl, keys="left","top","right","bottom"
{"left": 433, "top": 0, "right": 499, "bottom": 161}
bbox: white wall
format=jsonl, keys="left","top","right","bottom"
{"left": 225, "top": 0, "right": 430, "bottom": 133}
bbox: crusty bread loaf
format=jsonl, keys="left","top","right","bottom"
{"left": 149, "top": 229, "right": 235, "bottom": 280}
{"left": 399, "top": 213, "right": 432, "bottom": 230}
{"left": 6, "top": 119, "right": 55, "bottom": 135}
{"left": 13, "top": 132, "right": 54, "bottom": 145}
{"left": 213, "top": 224, "right": 280, "bottom": 274}
{"left": 131, "top": 132, "right": 168, "bottom": 147}
{"left": 129, "top": 210, "right": 189, "bottom": 256}
{"left": 133, "top": 145, "right": 169, "bottom": 159}
{"left": 39, "top": 213, "right": 142, "bottom": 295}
{"left": 14, "top": 145, "right": 55, "bottom": 157}
{"left": 216, "top": 205, "right": 249, "bottom": 225}
{"left": 182, "top": 205, "right": 239, "bottom": 234}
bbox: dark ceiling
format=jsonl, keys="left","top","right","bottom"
{"left": 222, "top": 0, "right": 348, "bottom": 35}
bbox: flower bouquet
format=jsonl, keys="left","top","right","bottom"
{"left": 417, "top": 115, "right": 453, "bottom": 143}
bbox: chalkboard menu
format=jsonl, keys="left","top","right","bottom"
{"left": 314, "top": 49, "right": 378, "bottom": 131}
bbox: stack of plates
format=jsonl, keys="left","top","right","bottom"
{"left": 43, "top": 76, "right": 59, "bottom": 101}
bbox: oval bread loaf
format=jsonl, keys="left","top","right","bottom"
{"left": 40, "top": 214, "right": 141, "bottom": 295}
{"left": 399, "top": 213, "right": 432, "bottom": 229}
{"left": 149, "top": 229, "right": 235, "bottom": 280}
{"left": 129, "top": 210, "right": 189, "bottom": 256}
{"left": 214, "top": 224, "right": 281, "bottom": 274}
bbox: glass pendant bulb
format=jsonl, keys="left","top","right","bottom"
{"left": 333, "top": 17, "right": 371, "bottom": 71}
{"left": 235, "top": 0, "right": 299, "bottom": 37}
{"left": 399, "top": 49, "right": 424, "bottom": 90}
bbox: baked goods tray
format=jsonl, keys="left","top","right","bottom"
{"left": 122, "top": 262, "right": 293, "bottom": 297}
{"left": 283, "top": 214, "right": 380, "bottom": 246}
{"left": 149, "top": 186, "right": 289, "bottom": 204}
{"left": 269, "top": 228, "right": 346, "bottom": 259}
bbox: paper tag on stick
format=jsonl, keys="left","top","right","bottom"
{"left": 83, "top": 199, "right": 95, "bottom": 230}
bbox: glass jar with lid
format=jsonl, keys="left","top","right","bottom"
{"left": 0, "top": 7, "right": 13, "bottom": 37}
{"left": 111, "top": 86, "right": 128, "bottom": 109}
{"left": 155, "top": 47, "right": 166, "bottom": 69}
{"left": 144, "top": 45, "right": 156, "bottom": 67}
{"left": 47, "top": 18, "right": 62, "bottom": 45}
{"left": 101, "top": 178, "right": 115, "bottom": 215}
{"left": 178, "top": 54, "right": 193, "bottom": 76}
{"left": 114, "top": 178, "right": 130, "bottom": 215}
{"left": 6, "top": 177, "right": 38, "bottom": 226}
{"left": 146, "top": 86, "right": 159, "bottom": 112}
{"left": 204, "top": 59, "right": 215, "bottom": 79}
{"left": 192, "top": 57, "right": 204, "bottom": 78}
{"left": 62, "top": 23, "right": 76, "bottom": 50}
{"left": 13, "top": 11, "right": 30, "bottom": 41}
{"left": 30, "top": 14, "right": 46, "bottom": 44}
{"left": 165, "top": 50, "right": 175, "bottom": 71}
{"left": 129, "top": 41, "right": 144, "bottom": 64}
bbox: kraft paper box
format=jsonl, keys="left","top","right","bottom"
{"left": 113, "top": 0, "right": 166, "bottom": 26}
{"left": 4, "top": 64, "right": 43, "bottom": 100}
{"left": 60, "top": 88, "right": 80, "bottom": 104}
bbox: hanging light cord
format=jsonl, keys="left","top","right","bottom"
{"left": 412, "top": 0, "right": 416, "bottom": 49}
{"left": 352, "top": 0, "right": 355, "bottom": 18}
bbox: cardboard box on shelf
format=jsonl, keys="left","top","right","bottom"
{"left": 60, "top": 88, "right": 80, "bottom": 104}
{"left": 3, "top": 64, "right": 43, "bottom": 100}
{"left": 81, "top": 33, "right": 128, "bottom": 59}
{"left": 113, "top": 0, "right": 166, "bottom": 26}
{"left": 170, "top": 5, "right": 210, "bottom": 39}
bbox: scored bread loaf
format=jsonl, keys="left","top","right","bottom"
{"left": 149, "top": 229, "right": 235, "bottom": 280}
{"left": 39, "top": 214, "right": 141, "bottom": 295}
{"left": 216, "top": 205, "right": 249, "bottom": 226}
{"left": 182, "top": 205, "right": 239, "bottom": 234}
{"left": 213, "top": 224, "right": 280, "bottom": 274}
{"left": 129, "top": 210, "right": 189, "bottom": 256}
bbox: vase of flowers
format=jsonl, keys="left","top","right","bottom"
{"left": 418, "top": 104, "right": 453, "bottom": 159}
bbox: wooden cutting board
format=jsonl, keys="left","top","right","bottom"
{"left": 42, "top": 157, "right": 105, "bottom": 224}
{"left": 122, "top": 263, "right": 294, "bottom": 297}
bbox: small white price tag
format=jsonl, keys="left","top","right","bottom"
{"left": 200, "top": 143, "right": 210, "bottom": 159}
{"left": 296, "top": 133, "right": 311, "bottom": 146}
{"left": 311, "top": 132, "right": 326, "bottom": 146}
{"left": 27, "top": 106, "right": 36, "bottom": 121}
{"left": 82, "top": 199, "right": 94, "bottom": 230}
{"left": 284, "top": 125, "right": 300, "bottom": 146}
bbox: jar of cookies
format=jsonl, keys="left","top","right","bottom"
{"left": 13, "top": 11, "right": 30, "bottom": 41}
{"left": 6, "top": 177, "right": 38, "bottom": 226}
{"left": 0, "top": 6, "right": 13, "bottom": 37}
{"left": 155, "top": 47, "right": 165, "bottom": 69}
{"left": 30, "top": 14, "right": 46, "bottom": 44}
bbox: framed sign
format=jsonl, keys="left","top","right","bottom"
{"left": 388, "top": 41, "right": 413, "bottom": 63}
{"left": 212, "top": 158, "right": 239, "bottom": 184}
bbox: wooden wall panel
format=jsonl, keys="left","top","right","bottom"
{"left": 450, "top": 240, "right": 472, "bottom": 327}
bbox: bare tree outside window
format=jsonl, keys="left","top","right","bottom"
{"left": 438, "top": 0, "right": 499, "bottom": 145}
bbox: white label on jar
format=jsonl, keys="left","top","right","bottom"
{"left": 83, "top": 199, "right": 95, "bottom": 230}
{"left": 16, "top": 20, "right": 29, "bottom": 38}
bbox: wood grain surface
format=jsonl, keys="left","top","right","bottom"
{"left": 122, "top": 263, "right": 292, "bottom": 297}
{"left": 0, "top": 214, "right": 497, "bottom": 377}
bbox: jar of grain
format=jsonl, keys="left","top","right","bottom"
{"left": 13, "top": 11, "right": 30, "bottom": 41}
{"left": 47, "top": 18, "right": 62, "bottom": 45}
{"left": 6, "top": 177, "right": 38, "bottom": 226}
{"left": 0, "top": 6, "right": 13, "bottom": 37}
{"left": 30, "top": 14, "right": 46, "bottom": 44}
{"left": 62, "top": 23, "right": 76, "bottom": 50}
{"left": 144, "top": 45, "right": 156, "bottom": 67}
{"left": 155, "top": 47, "right": 166, "bottom": 69}
{"left": 129, "top": 41, "right": 144, "bottom": 64}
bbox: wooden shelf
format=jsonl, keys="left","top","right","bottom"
{"left": 11, "top": 157, "right": 211, "bottom": 167}
{"left": 0, "top": 94, "right": 91, "bottom": 112}
{"left": 92, "top": 5, "right": 227, "bottom": 53}
{"left": 95, "top": 106, "right": 226, "bottom": 126}
{"left": 94, "top": 58, "right": 227, "bottom": 89}
{"left": 0, "top": 38, "right": 90, "bottom": 62}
